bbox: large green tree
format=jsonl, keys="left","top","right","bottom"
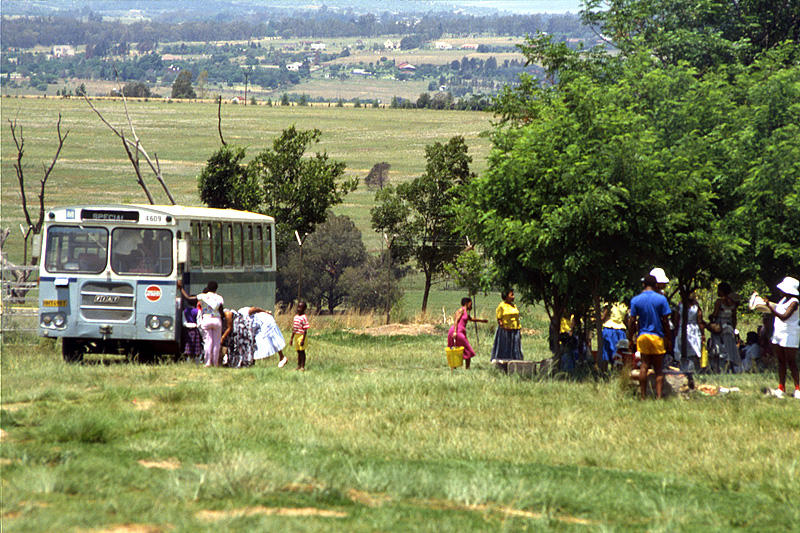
{"left": 468, "top": 29, "right": 800, "bottom": 356}
{"left": 582, "top": 0, "right": 800, "bottom": 68}
{"left": 171, "top": 69, "right": 196, "bottom": 99}
{"left": 280, "top": 213, "right": 367, "bottom": 312}
{"left": 248, "top": 127, "right": 356, "bottom": 251}
{"left": 197, "top": 145, "right": 260, "bottom": 212}
{"left": 372, "top": 136, "right": 474, "bottom": 313}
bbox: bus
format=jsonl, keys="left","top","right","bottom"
{"left": 37, "top": 204, "right": 276, "bottom": 362}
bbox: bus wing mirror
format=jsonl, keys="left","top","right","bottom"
{"left": 177, "top": 240, "right": 188, "bottom": 264}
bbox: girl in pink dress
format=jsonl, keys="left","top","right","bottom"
{"left": 447, "top": 297, "right": 488, "bottom": 369}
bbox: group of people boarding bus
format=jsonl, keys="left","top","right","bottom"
{"left": 178, "top": 280, "right": 312, "bottom": 371}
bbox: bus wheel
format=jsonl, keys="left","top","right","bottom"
{"left": 129, "top": 344, "right": 156, "bottom": 364}
{"left": 62, "top": 338, "right": 85, "bottom": 363}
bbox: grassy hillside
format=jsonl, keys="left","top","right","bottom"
{"left": 0, "top": 96, "right": 493, "bottom": 259}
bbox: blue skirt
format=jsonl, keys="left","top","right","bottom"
{"left": 491, "top": 328, "right": 523, "bottom": 360}
{"left": 601, "top": 327, "right": 626, "bottom": 362}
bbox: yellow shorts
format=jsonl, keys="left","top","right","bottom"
{"left": 637, "top": 334, "right": 665, "bottom": 355}
{"left": 293, "top": 335, "right": 307, "bottom": 351}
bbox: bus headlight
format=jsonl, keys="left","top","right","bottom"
{"left": 53, "top": 314, "right": 66, "bottom": 328}
{"left": 42, "top": 314, "right": 52, "bottom": 325}
{"left": 148, "top": 315, "right": 161, "bottom": 330}
{"left": 161, "top": 318, "right": 172, "bottom": 329}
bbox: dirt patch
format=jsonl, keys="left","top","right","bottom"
{"left": 138, "top": 459, "right": 180, "bottom": 470}
{"left": 352, "top": 323, "right": 439, "bottom": 336}
{"left": 2, "top": 402, "right": 30, "bottom": 412}
{"left": 417, "top": 499, "right": 596, "bottom": 526}
{"left": 88, "top": 525, "right": 165, "bottom": 533}
{"left": 0, "top": 429, "right": 7, "bottom": 442}
{"left": 283, "top": 482, "right": 320, "bottom": 493}
{"left": 197, "top": 506, "right": 347, "bottom": 520}
{"left": 347, "top": 489, "right": 390, "bottom": 507}
{"left": 132, "top": 399, "right": 154, "bottom": 410}
{"left": 0, "top": 458, "right": 16, "bottom": 465}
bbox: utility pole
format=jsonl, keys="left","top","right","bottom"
{"left": 244, "top": 69, "right": 249, "bottom": 106}
{"left": 295, "top": 230, "right": 308, "bottom": 302}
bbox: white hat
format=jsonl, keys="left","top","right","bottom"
{"left": 649, "top": 267, "right": 669, "bottom": 284}
{"left": 776, "top": 276, "right": 799, "bottom": 296}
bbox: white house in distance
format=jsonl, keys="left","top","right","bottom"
{"left": 52, "top": 45, "right": 76, "bottom": 57}
{"left": 433, "top": 41, "right": 452, "bottom": 50}
{"left": 460, "top": 43, "right": 479, "bottom": 50}
{"left": 310, "top": 42, "right": 326, "bottom": 51}
{"left": 384, "top": 39, "right": 400, "bottom": 50}
{"left": 286, "top": 61, "right": 303, "bottom": 71}
{"left": 397, "top": 62, "right": 416, "bottom": 72}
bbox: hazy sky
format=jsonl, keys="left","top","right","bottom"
{"left": 455, "top": 1, "right": 584, "bottom": 14}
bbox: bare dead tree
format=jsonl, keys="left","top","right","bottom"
{"left": 218, "top": 95, "right": 227, "bottom": 146}
{"left": 2, "top": 114, "right": 69, "bottom": 302}
{"left": 8, "top": 113, "right": 69, "bottom": 265}
{"left": 82, "top": 73, "right": 176, "bottom": 204}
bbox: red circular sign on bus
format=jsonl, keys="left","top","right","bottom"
{"left": 145, "top": 285, "right": 162, "bottom": 302}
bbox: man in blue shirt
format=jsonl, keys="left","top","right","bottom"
{"left": 629, "top": 274, "right": 673, "bottom": 399}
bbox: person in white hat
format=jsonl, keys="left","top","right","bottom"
{"left": 756, "top": 277, "right": 799, "bottom": 398}
{"left": 649, "top": 267, "right": 669, "bottom": 289}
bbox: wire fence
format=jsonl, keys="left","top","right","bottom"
{"left": 1, "top": 265, "right": 40, "bottom": 342}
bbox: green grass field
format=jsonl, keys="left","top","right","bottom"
{"left": 2, "top": 332, "right": 799, "bottom": 532}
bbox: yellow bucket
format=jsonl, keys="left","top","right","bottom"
{"left": 701, "top": 344, "right": 709, "bottom": 368}
{"left": 445, "top": 346, "right": 464, "bottom": 369}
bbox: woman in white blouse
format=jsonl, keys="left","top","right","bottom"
{"left": 178, "top": 280, "right": 224, "bottom": 367}
{"left": 757, "top": 276, "right": 799, "bottom": 398}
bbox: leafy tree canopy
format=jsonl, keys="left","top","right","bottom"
{"left": 171, "top": 69, "right": 196, "bottom": 99}
{"left": 372, "top": 136, "right": 474, "bottom": 312}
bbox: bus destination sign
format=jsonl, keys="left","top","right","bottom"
{"left": 81, "top": 209, "right": 139, "bottom": 222}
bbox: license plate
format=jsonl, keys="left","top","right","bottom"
{"left": 42, "top": 300, "right": 67, "bottom": 307}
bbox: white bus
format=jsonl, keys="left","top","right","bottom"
{"left": 37, "top": 205, "right": 276, "bottom": 362}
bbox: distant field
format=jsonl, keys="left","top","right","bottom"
{"left": 0, "top": 97, "right": 493, "bottom": 260}
{"left": 327, "top": 50, "right": 526, "bottom": 66}
{"left": 277, "top": 78, "right": 430, "bottom": 101}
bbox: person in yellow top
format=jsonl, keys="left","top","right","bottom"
{"left": 600, "top": 301, "right": 629, "bottom": 372}
{"left": 491, "top": 289, "right": 523, "bottom": 361}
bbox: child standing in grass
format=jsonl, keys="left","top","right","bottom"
{"left": 290, "top": 301, "right": 310, "bottom": 371}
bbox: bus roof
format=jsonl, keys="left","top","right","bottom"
{"left": 47, "top": 204, "right": 275, "bottom": 223}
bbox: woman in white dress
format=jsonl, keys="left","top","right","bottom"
{"left": 240, "top": 306, "right": 288, "bottom": 368}
{"left": 673, "top": 292, "right": 704, "bottom": 373}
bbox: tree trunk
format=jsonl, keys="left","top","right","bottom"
{"left": 592, "top": 285, "right": 602, "bottom": 368}
{"left": 472, "top": 292, "right": 479, "bottom": 346}
{"left": 679, "top": 282, "right": 689, "bottom": 362}
{"left": 421, "top": 269, "right": 432, "bottom": 313}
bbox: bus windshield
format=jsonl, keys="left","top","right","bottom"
{"left": 111, "top": 228, "right": 173, "bottom": 275}
{"left": 44, "top": 226, "right": 108, "bottom": 274}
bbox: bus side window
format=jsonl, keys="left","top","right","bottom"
{"left": 243, "top": 224, "right": 253, "bottom": 267}
{"left": 190, "top": 222, "right": 202, "bottom": 267}
{"left": 233, "top": 223, "right": 243, "bottom": 267}
{"left": 200, "top": 223, "right": 214, "bottom": 267}
{"left": 264, "top": 224, "right": 273, "bottom": 269}
{"left": 255, "top": 225, "right": 264, "bottom": 266}
{"left": 213, "top": 222, "right": 223, "bottom": 268}
{"left": 223, "top": 223, "right": 233, "bottom": 267}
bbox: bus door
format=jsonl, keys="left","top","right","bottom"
{"left": 109, "top": 227, "right": 177, "bottom": 341}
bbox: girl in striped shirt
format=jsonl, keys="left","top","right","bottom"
{"left": 290, "top": 301, "right": 310, "bottom": 371}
